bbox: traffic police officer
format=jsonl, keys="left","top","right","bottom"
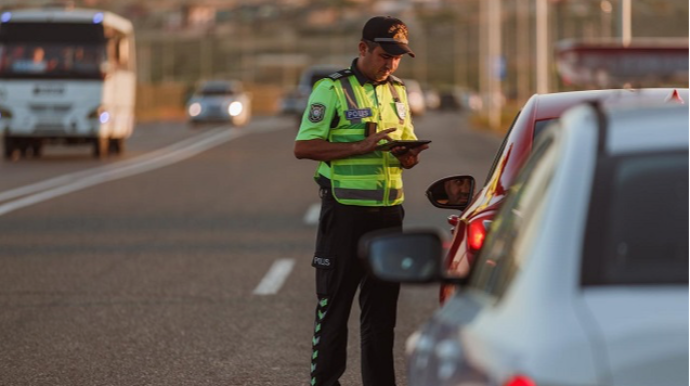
{"left": 294, "top": 16, "right": 427, "bottom": 386}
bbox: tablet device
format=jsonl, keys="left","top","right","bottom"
{"left": 376, "top": 140, "right": 431, "bottom": 152}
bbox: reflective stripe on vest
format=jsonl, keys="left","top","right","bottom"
{"left": 339, "top": 78, "right": 362, "bottom": 125}
{"left": 334, "top": 187, "right": 403, "bottom": 202}
{"left": 328, "top": 76, "right": 404, "bottom": 207}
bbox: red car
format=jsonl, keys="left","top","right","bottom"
{"left": 427, "top": 88, "right": 687, "bottom": 304}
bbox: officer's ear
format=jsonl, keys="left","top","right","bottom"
{"left": 358, "top": 41, "right": 368, "bottom": 56}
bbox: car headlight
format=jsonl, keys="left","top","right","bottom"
{"left": 188, "top": 103, "right": 202, "bottom": 117}
{"left": 0, "top": 106, "right": 12, "bottom": 119}
{"left": 228, "top": 101, "right": 243, "bottom": 117}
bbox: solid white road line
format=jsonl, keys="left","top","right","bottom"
{"left": 303, "top": 203, "right": 321, "bottom": 226}
{"left": 0, "top": 121, "right": 288, "bottom": 207}
{"left": 0, "top": 128, "right": 243, "bottom": 217}
{"left": 0, "top": 127, "right": 231, "bottom": 204}
{"left": 253, "top": 258, "right": 296, "bottom": 295}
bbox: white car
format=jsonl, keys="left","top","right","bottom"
{"left": 361, "top": 101, "right": 688, "bottom": 386}
{"left": 186, "top": 80, "right": 251, "bottom": 127}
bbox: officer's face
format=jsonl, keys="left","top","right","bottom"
{"left": 358, "top": 42, "right": 403, "bottom": 83}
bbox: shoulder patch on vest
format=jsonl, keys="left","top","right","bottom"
{"left": 308, "top": 103, "right": 326, "bottom": 123}
{"left": 327, "top": 69, "right": 353, "bottom": 80}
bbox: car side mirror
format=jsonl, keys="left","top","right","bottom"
{"left": 426, "top": 175, "right": 475, "bottom": 210}
{"left": 358, "top": 230, "right": 445, "bottom": 284}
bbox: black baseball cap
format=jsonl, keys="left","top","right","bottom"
{"left": 362, "top": 16, "right": 415, "bottom": 58}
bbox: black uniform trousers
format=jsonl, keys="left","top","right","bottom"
{"left": 310, "top": 187, "right": 403, "bottom": 386}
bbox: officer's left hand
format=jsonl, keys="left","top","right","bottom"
{"left": 392, "top": 144, "right": 428, "bottom": 169}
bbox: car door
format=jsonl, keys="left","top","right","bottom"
{"left": 410, "top": 132, "right": 562, "bottom": 385}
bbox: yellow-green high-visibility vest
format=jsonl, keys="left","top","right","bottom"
{"left": 325, "top": 70, "right": 410, "bottom": 207}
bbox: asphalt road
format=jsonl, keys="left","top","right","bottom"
{"left": 0, "top": 111, "right": 501, "bottom": 386}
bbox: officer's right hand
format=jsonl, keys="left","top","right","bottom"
{"left": 355, "top": 128, "right": 396, "bottom": 154}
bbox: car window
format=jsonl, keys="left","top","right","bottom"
{"left": 483, "top": 111, "right": 520, "bottom": 186}
{"left": 469, "top": 132, "right": 558, "bottom": 298}
{"left": 582, "top": 151, "right": 689, "bottom": 286}
{"left": 199, "top": 83, "right": 236, "bottom": 96}
{"left": 533, "top": 118, "right": 558, "bottom": 141}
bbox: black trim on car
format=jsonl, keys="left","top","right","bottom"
{"left": 581, "top": 150, "right": 689, "bottom": 286}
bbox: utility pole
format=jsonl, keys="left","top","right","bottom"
{"left": 479, "top": 0, "right": 488, "bottom": 110}
{"left": 487, "top": 0, "right": 502, "bottom": 129}
{"left": 619, "top": 0, "right": 631, "bottom": 46}
{"left": 454, "top": 19, "right": 465, "bottom": 88}
{"left": 517, "top": 0, "right": 530, "bottom": 103}
{"left": 479, "top": 0, "right": 503, "bottom": 129}
{"left": 535, "top": 0, "right": 548, "bottom": 94}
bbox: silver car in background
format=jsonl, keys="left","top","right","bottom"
{"left": 362, "top": 100, "right": 689, "bottom": 386}
{"left": 187, "top": 80, "right": 251, "bottom": 127}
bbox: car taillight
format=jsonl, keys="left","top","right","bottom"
{"left": 504, "top": 375, "right": 536, "bottom": 386}
{"left": 408, "top": 334, "right": 491, "bottom": 386}
{"left": 467, "top": 219, "right": 487, "bottom": 252}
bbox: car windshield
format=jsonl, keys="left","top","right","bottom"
{"left": 198, "top": 83, "right": 237, "bottom": 96}
{"left": 583, "top": 151, "right": 689, "bottom": 285}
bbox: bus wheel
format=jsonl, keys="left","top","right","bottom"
{"left": 93, "top": 138, "right": 109, "bottom": 159}
{"left": 108, "top": 138, "right": 124, "bottom": 155}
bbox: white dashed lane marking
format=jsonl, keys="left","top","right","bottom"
{"left": 0, "top": 123, "right": 287, "bottom": 217}
{"left": 253, "top": 259, "right": 296, "bottom": 295}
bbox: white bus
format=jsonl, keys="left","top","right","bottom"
{"left": 0, "top": 6, "right": 136, "bottom": 159}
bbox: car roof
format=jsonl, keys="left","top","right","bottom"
{"left": 466, "top": 88, "right": 687, "bottom": 220}
{"left": 200, "top": 79, "right": 239, "bottom": 86}
{"left": 198, "top": 80, "right": 241, "bottom": 89}
{"left": 530, "top": 88, "right": 687, "bottom": 121}
{"left": 604, "top": 104, "right": 688, "bottom": 155}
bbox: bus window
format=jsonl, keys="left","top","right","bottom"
{"left": 0, "top": 43, "right": 105, "bottom": 79}
{"left": 0, "top": 22, "right": 107, "bottom": 79}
